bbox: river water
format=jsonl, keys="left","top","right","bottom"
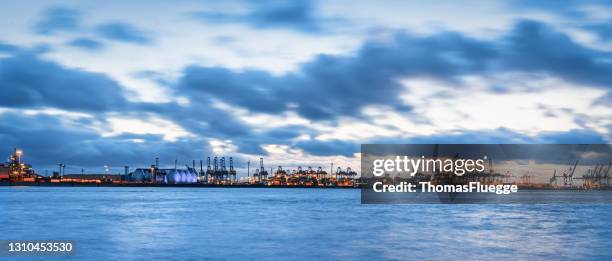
{"left": 1, "top": 187, "right": 611, "bottom": 260}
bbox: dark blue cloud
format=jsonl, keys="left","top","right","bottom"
{"left": 95, "top": 22, "right": 152, "bottom": 44}
{"left": 176, "top": 19, "right": 611, "bottom": 125}
{"left": 177, "top": 31, "right": 495, "bottom": 120}
{"left": 536, "top": 129, "right": 609, "bottom": 144}
{"left": 192, "top": 0, "right": 324, "bottom": 32}
{"left": 584, "top": 22, "right": 612, "bottom": 42}
{"left": 261, "top": 127, "right": 304, "bottom": 140}
{"left": 131, "top": 100, "right": 259, "bottom": 157}
{"left": 34, "top": 7, "right": 81, "bottom": 34}
{"left": 502, "top": 20, "right": 612, "bottom": 88}
{"left": 0, "top": 52, "right": 128, "bottom": 111}
{"left": 67, "top": 37, "right": 104, "bottom": 50}
{"left": 0, "top": 42, "right": 19, "bottom": 53}
{"left": 295, "top": 140, "right": 359, "bottom": 157}
{"left": 33, "top": 7, "right": 152, "bottom": 45}
{"left": 233, "top": 139, "right": 267, "bottom": 156}
{"left": 508, "top": 0, "right": 612, "bottom": 48}
{"left": 0, "top": 112, "right": 212, "bottom": 173}
{"left": 178, "top": 67, "right": 285, "bottom": 114}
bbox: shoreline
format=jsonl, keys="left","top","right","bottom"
{"left": 2, "top": 181, "right": 612, "bottom": 191}
{"left": 0, "top": 181, "right": 358, "bottom": 189}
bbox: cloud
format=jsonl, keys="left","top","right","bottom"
{"left": 95, "top": 22, "right": 152, "bottom": 44}
{"left": 192, "top": 0, "right": 325, "bottom": 32}
{"left": 501, "top": 20, "right": 612, "bottom": 88}
{"left": 176, "top": 20, "right": 611, "bottom": 124}
{"left": 295, "top": 140, "right": 359, "bottom": 157}
{"left": 177, "top": 67, "right": 286, "bottom": 114}
{"left": 584, "top": 22, "right": 612, "bottom": 41}
{"left": 0, "top": 42, "right": 19, "bottom": 53}
{"left": 33, "top": 7, "right": 152, "bottom": 45}
{"left": 33, "top": 7, "right": 81, "bottom": 34}
{"left": 296, "top": 128, "right": 610, "bottom": 158}
{"left": 176, "top": 31, "right": 495, "bottom": 120}
{"left": 156, "top": 19, "right": 611, "bottom": 158}
{"left": 404, "top": 128, "right": 609, "bottom": 144}
{"left": 2, "top": 13, "right": 611, "bottom": 167}
{"left": 594, "top": 91, "right": 612, "bottom": 106}
{"left": 536, "top": 129, "right": 609, "bottom": 144}
{"left": 509, "top": 0, "right": 612, "bottom": 19}
{"left": 0, "top": 112, "right": 211, "bottom": 172}
{"left": 67, "top": 37, "right": 104, "bottom": 50}
{"left": 0, "top": 52, "right": 128, "bottom": 111}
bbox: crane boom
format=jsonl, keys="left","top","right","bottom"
{"left": 569, "top": 160, "right": 579, "bottom": 177}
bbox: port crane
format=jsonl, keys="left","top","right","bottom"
{"left": 316, "top": 166, "right": 325, "bottom": 180}
{"left": 214, "top": 156, "right": 219, "bottom": 181}
{"left": 336, "top": 167, "right": 346, "bottom": 179}
{"left": 519, "top": 171, "right": 533, "bottom": 184}
{"left": 257, "top": 158, "right": 268, "bottom": 183}
{"left": 229, "top": 157, "right": 237, "bottom": 183}
{"left": 346, "top": 167, "right": 357, "bottom": 179}
{"left": 580, "top": 164, "right": 601, "bottom": 187}
{"left": 592, "top": 163, "right": 612, "bottom": 187}
{"left": 562, "top": 160, "right": 579, "bottom": 187}
{"left": 220, "top": 157, "right": 228, "bottom": 182}
{"left": 57, "top": 163, "right": 66, "bottom": 177}
{"left": 603, "top": 163, "right": 612, "bottom": 187}
{"left": 576, "top": 163, "right": 612, "bottom": 188}
{"left": 549, "top": 169, "right": 560, "bottom": 186}
{"left": 206, "top": 157, "right": 213, "bottom": 182}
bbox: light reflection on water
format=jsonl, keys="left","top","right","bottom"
{"left": 1, "top": 187, "right": 611, "bottom": 260}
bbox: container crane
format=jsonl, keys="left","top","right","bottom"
{"left": 563, "top": 160, "right": 579, "bottom": 187}
{"left": 229, "top": 157, "right": 237, "bottom": 183}
{"left": 205, "top": 157, "right": 213, "bottom": 183}
{"left": 549, "top": 169, "right": 559, "bottom": 186}
{"left": 259, "top": 158, "right": 268, "bottom": 183}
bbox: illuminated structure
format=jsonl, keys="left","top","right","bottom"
{"left": 252, "top": 158, "right": 268, "bottom": 184}
{"left": 267, "top": 164, "right": 357, "bottom": 187}
{"left": 0, "top": 149, "right": 359, "bottom": 187}
{"left": 0, "top": 148, "right": 36, "bottom": 181}
{"left": 129, "top": 167, "right": 198, "bottom": 184}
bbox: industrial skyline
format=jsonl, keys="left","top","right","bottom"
{"left": 0, "top": 0, "right": 611, "bottom": 173}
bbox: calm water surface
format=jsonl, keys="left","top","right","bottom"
{"left": 1, "top": 187, "right": 611, "bottom": 260}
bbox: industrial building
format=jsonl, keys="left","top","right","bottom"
{"left": 129, "top": 168, "right": 198, "bottom": 184}
{"left": 1, "top": 148, "right": 360, "bottom": 187}
{"left": 0, "top": 148, "right": 37, "bottom": 181}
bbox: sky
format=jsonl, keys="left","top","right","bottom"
{"left": 0, "top": 0, "right": 611, "bottom": 175}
